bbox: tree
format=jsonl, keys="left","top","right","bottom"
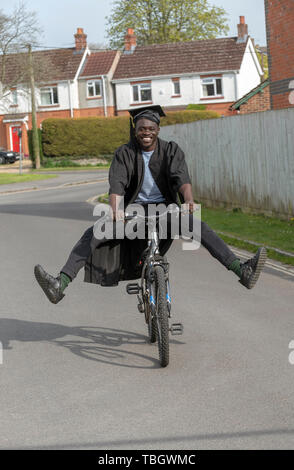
{"left": 88, "top": 42, "right": 110, "bottom": 51}
{"left": 0, "top": 1, "right": 42, "bottom": 99}
{"left": 0, "top": 2, "right": 44, "bottom": 168}
{"left": 106, "top": 0, "right": 229, "bottom": 49}
{"left": 255, "top": 46, "right": 269, "bottom": 80}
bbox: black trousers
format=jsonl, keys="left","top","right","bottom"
{"left": 61, "top": 215, "right": 237, "bottom": 280}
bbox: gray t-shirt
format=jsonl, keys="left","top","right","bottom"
{"left": 135, "top": 150, "right": 165, "bottom": 203}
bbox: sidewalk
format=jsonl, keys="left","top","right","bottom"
{"left": 0, "top": 170, "right": 109, "bottom": 195}
{"left": 0, "top": 159, "right": 33, "bottom": 173}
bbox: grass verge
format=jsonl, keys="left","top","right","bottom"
{"left": 0, "top": 173, "right": 57, "bottom": 185}
{"left": 201, "top": 207, "right": 294, "bottom": 262}
{"left": 96, "top": 193, "right": 294, "bottom": 267}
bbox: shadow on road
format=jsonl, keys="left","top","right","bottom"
{"left": 10, "top": 426, "right": 294, "bottom": 450}
{"left": 0, "top": 202, "right": 94, "bottom": 221}
{"left": 0, "top": 318, "right": 184, "bottom": 369}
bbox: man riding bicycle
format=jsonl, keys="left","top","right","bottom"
{"left": 34, "top": 105, "right": 266, "bottom": 304}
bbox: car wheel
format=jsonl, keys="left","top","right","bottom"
{"left": 0, "top": 156, "right": 5, "bottom": 164}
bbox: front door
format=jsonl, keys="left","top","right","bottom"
{"left": 11, "top": 126, "right": 20, "bottom": 152}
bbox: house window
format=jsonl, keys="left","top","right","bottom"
{"left": 172, "top": 80, "right": 181, "bottom": 96}
{"left": 132, "top": 83, "right": 152, "bottom": 103}
{"left": 201, "top": 77, "right": 223, "bottom": 97}
{"left": 40, "top": 86, "right": 59, "bottom": 105}
{"left": 10, "top": 89, "right": 18, "bottom": 106}
{"left": 87, "top": 80, "right": 102, "bottom": 98}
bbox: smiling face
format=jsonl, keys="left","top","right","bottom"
{"left": 135, "top": 118, "right": 160, "bottom": 151}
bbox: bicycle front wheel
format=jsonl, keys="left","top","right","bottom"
{"left": 154, "top": 265, "right": 169, "bottom": 367}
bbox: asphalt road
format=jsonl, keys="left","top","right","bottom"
{"left": 0, "top": 175, "right": 293, "bottom": 450}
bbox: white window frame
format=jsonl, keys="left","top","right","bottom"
{"left": 11, "top": 89, "right": 18, "bottom": 105}
{"left": 87, "top": 80, "right": 102, "bottom": 98}
{"left": 201, "top": 77, "right": 223, "bottom": 98}
{"left": 172, "top": 80, "right": 181, "bottom": 96}
{"left": 131, "top": 83, "right": 152, "bottom": 103}
{"left": 40, "top": 86, "right": 59, "bottom": 106}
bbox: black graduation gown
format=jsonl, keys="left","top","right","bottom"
{"left": 84, "top": 138, "right": 191, "bottom": 286}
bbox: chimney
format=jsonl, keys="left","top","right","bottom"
{"left": 75, "top": 28, "right": 87, "bottom": 51}
{"left": 237, "top": 16, "right": 248, "bottom": 43}
{"left": 124, "top": 28, "right": 136, "bottom": 54}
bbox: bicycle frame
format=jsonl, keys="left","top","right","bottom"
{"left": 138, "top": 217, "right": 171, "bottom": 323}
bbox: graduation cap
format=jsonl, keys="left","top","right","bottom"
{"left": 129, "top": 105, "right": 166, "bottom": 143}
{"left": 129, "top": 105, "right": 166, "bottom": 126}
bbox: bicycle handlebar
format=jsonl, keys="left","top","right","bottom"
{"left": 124, "top": 206, "right": 181, "bottom": 221}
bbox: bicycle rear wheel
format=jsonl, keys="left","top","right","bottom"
{"left": 154, "top": 265, "right": 169, "bottom": 367}
{"left": 146, "top": 300, "right": 157, "bottom": 343}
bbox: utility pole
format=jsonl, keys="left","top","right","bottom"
{"left": 28, "top": 44, "right": 40, "bottom": 169}
{"left": 18, "top": 128, "right": 23, "bottom": 175}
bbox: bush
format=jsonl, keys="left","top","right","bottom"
{"left": 161, "top": 109, "right": 219, "bottom": 126}
{"left": 41, "top": 110, "right": 220, "bottom": 158}
{"left": 42, "top": 116, "right": 129, "bottom": 158}
{"left": 186, "top": 104, "right": 207, "bottom": 111}
{"left": 42, "top": 158, "right": 81, "bottom": 168}
{"left": 41, "top": 158, "right": 110, "bottom": 168}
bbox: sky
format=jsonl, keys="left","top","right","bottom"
{"left": 0, "top": 0, "right": 267, "bottom": 49}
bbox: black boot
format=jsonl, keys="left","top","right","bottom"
{"left": 239, "top": 247, "right": 267, "bottom": 289}
{"left": 34, "top": 265, "right": 65, "bottom": 304}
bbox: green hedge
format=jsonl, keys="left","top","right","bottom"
{"left": 161, "top": 109, "right": 218, "bottom": 125}
{"left": 41, "top": 110, "right": 220, "bottom": 158}
{"left": 186, "top": 104, "right": 207, "bottom": 111}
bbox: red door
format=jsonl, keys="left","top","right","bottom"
{"left": 11, "top": 127, "right": 20, "bottom": 152}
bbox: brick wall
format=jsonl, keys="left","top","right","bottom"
{"left": 265, "top": 0, "right": 294, "bottom": 109}
{"left": 205, "top": 102, "right": 235, "bottom": 116}
{"left": 74, "top": 106, "right": 115, "bottom": 118}
{"left": 238, "top": 85, "right": 270, "bottom": 114}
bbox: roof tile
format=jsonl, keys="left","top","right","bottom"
{"left": 113, "top": 37, "right": 247, "bottom": 80}
{"left": 80, "top": 51, "right": 118, "bottom": 77}
{"left": 0, "top": 48, "right": 84, "bottom": 84}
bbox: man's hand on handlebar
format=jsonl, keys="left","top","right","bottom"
{"left": 182, "top": 200, "right": 197, "bottom": 214}
{"left": 110, "top": 208, "right": 125, "bottom": 221}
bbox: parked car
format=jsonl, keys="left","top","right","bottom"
{"left": 0, "top": 149, "right": 20, "bottom": 164}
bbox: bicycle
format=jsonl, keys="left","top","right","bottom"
{"left": 125, "top": 207, "right": 184, "bottom": 367}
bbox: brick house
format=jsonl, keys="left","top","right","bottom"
{"left": 113, "top": 17, "right": 263, "bottom": 117}
{"left": 0, "top": 28, "right": 120, "bottom": 155}
{"left": 264, "top": 0, "right": 294, "bottom": 109}
{"left": 230, "top": 79, "right": 270, "bottom": 114}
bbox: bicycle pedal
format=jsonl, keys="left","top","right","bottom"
{"left": 137, "top": 303, "right": 145, "bottom": 313}
{"left": 170, "top": 323, "right": 184, "bottom": 336}
{"left": 126, "top": 283, "right": 141, "bottom": 295}
{"left": 137, "top": 295, "right": 145, "bottom": 313}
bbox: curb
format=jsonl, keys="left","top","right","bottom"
{"left": 86, "top": 194, "right": 104, "bottom": 205}
{"left": 0, "top": 178, "right": 108, "bottom": 196}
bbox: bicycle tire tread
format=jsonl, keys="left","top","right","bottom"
{"left": 154, "top": 265, "right": 169, "bottom": 367}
